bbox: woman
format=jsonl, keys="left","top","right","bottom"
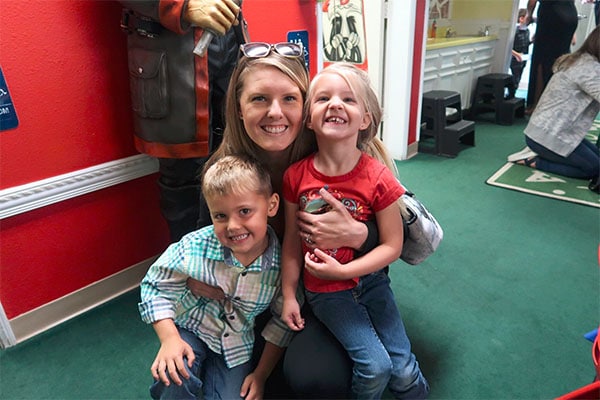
{"left": 189, "top": 42, "right": 381, "bottom": 398}
{"left": 508, "top": 26, "right": 600, "bottom": 193}
{"left": 526, "top": 0, "right": 578, "bottom": 112}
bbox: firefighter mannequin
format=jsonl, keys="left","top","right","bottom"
{"left": 120, "top": 0, "right": 247, "bottom": 241}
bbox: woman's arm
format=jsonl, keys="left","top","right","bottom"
{"left": 526, "top": 0, "right": 537, "bottom": 25}
{"left": 304, "top": 204, "right": 403, "bottom": 280}
{"left": 577, "top": 61, "right": 600, "bottom": 103}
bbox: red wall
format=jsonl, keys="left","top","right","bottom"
{"left": 0, "top": 1, "right": 137, "bottom": 187}
{"left": 244, "top": 0, "right": 319, "bottom": 76}
{"left": 0, "top": 1, "right": 317, "bottom": 321}
{"left": 409, "top": 1, "right": 427, "bottom": 145}
{"left": 0, "top": 1, "right": 170, "bottom": 319}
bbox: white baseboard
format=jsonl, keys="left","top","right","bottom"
{"left": 3, "top": 257, "right": 156, "bottom": 348}
{"left": 0, "top": 303, "right": 17, "bottom": 347}
{"left": 406, "top": 141, "right": 420, "bottom": 159}
{"left": 0, "top": 154, "right": 160, "bottom": 348}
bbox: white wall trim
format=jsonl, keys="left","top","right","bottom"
{"left": 382, "top": 0, "right": 417, "bottom": 160}
{"left": 0, "top": 154, "right": 159, "bottom": 219}
{"left": 0, "top": 303, "right": 17, "bottom": 348}
{"left": 2, "top": 257, "right": 156, "bottom": 348}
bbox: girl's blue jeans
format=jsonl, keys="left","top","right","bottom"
{"left": 306, "top": 270, "right": 429, "bottom": 399}
{"left": 149, "top": 326, "right": 252, "bottom": 400}
{"left": 526, "top": 136, "right": 600, "bottom": 179}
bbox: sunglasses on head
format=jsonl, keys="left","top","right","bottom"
{"left": 240, "top": 42, "right": 303, "bottom": 59}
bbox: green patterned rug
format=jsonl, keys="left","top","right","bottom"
{"left": 486, "top": 120, "right": 600, "bottom": 208}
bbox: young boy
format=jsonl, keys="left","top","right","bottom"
{"left": 511, "top": 8, "right": 532, "bottom": 94}
{"left": 139, "top": 155, "right": 292, "bottom": 400}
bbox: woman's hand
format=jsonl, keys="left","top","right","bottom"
{"left": 296, "top": 188, "right": 368, "bottom": 251}
{"left": 186, "top": 278, "right": 225, "bottom": 300}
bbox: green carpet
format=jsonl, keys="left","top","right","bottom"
{"left": 391, "top": 117, "right": 599, "bottom": 399}
{"left": 1, "top": 118, "right": 598, "bottom": 400}
{"left": 486, "top": 119, "right": 599, "bottom": 208}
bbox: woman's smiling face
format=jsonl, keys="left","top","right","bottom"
{"left": 238, "top": 66, "right": 304, "bottom": 153}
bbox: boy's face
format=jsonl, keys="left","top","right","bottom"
{"left": 206, "top": 190, "right": 279, "bottom": 266}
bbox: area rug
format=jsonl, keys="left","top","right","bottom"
{"left": 486, "top": 120, "right": 600, "bottom": 208}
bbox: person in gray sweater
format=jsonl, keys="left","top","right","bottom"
{"left": 508, "top": 25, "right": 600, "bottom": 193}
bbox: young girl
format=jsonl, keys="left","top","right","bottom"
{"left": 281, "top": 63, "right": 429, "bottom": 399}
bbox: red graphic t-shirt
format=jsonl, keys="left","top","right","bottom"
{"left": 283, "top": 152, "right": 404, "bottom": 293}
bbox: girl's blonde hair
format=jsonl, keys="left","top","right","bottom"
{"left": 554, "top": 25, "right": 600, "bottom": 72}
{"left": 208, "top": 51, "right": 315, "bottom": 169}
{"left": 305, "top": 63, "right": 407, "bottom": 214}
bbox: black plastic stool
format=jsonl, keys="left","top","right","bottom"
{"left": 471, "top": 73, "right": 524, "bottom": 125}
{"left": 419, "top": 90, "right": 475, "bottom": 157}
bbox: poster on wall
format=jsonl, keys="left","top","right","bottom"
{"left": 0, "top": 67, "right": 19, "bottom": 131}
{"left": 321, "top": 0, "right": 368, "bottom": 71}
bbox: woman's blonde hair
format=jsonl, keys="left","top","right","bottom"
{"left": 209, "top": 51, "right": 315, "bottom": 169}
{"left": 554, "top": 25, "right": 600, "bottom": 72}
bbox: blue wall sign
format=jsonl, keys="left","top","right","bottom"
{"left": 287, "top": 30, "right": 310, "bottom": 72}
{"left": 0, "top": 67, "right": 19, "bottom": 131}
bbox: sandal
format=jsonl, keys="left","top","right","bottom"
{"left": 507, "top": 146, "right": 536, "bottom": 162}
{"left": 514, "top": 156, "right": 538, "bottom": 168}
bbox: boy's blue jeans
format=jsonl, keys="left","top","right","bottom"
{"left": 306, "top": 270, "right": 429, "bottom": 399}
{"left": 149, "top": 327, "right": 252, "bottom": 400}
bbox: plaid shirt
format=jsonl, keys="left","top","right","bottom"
{"left": 139, "top": 225, "right": 293, "bottom": 368}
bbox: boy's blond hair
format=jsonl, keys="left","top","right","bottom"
{"left": 202, "top": 155, "right": 273, "bottom": 202}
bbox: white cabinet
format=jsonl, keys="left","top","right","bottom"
{"left": 423, "top": 39, "right": 497, "bottom": 110}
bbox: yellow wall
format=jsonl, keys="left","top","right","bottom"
{"left": 428, "top": 0, "right": 517, "bottom": 37}
{"left": 451, "top": 0, "right": 514, "bottom": 22}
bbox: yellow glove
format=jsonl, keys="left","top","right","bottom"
{"left": 184, "top": 0, "right": 240, "bottom": 35}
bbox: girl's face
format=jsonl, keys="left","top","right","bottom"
{"left": 306, "top": 73, "right": 371, "bottom": 143}
{"left": 238, "top": 66, "right": 304, "bottom": 153}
